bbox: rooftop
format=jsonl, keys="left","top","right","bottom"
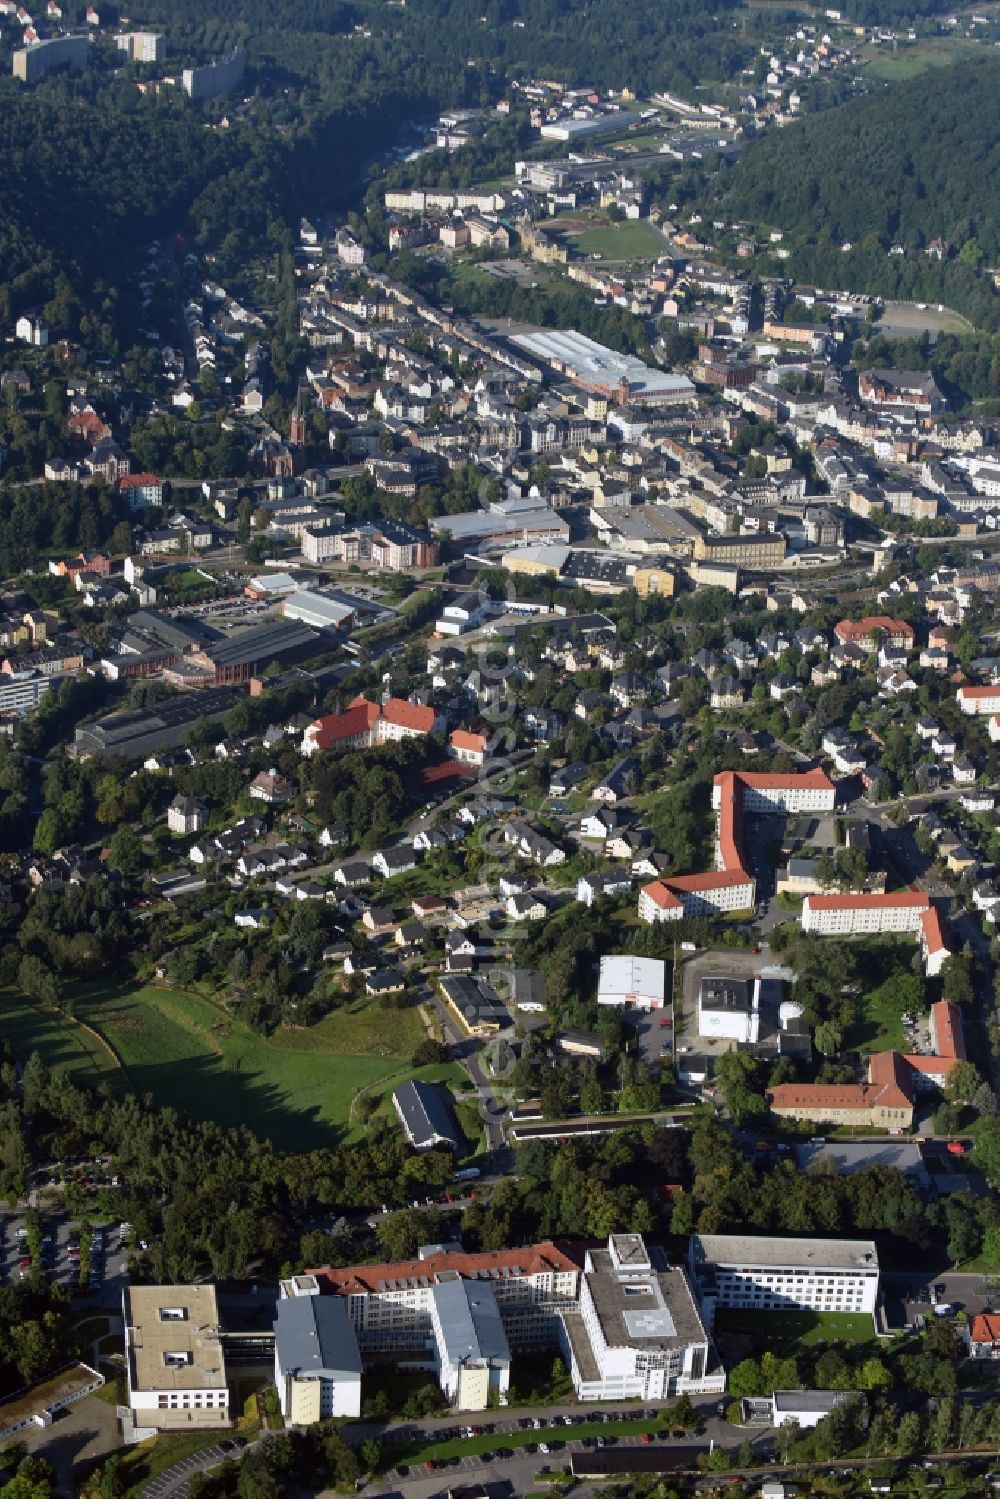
{"left": 275, "top": 1293, "right": 361, "bottom": 1377}
{"left": 124, "top": 1284, "right": 227, "bottom": 1393}
{"left": 690, "top": 1234, "right": 879, "bottom": 1273}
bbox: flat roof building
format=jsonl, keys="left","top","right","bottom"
{"left": 511, "top": 329, "right": 696, "bottom": 407}
{"left": 688, "top": 1234, "right": 879, "bottom": 1324}
{"left": 560, "top": 1234, "right": 724, "bottom": 1402}
{"left": 597, "top": 954, "right": 666, "bottom": 1010}
{"left": 73, "top": 686, "right": 245, "bottom": 761}
{"left": 123, "top": 1285, "right": 229, "bottom": 1436}
{"left": 698, "top": 975, "right": 761, "bottom": 1044}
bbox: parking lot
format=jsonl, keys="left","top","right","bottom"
{"left": 0, "top": 1211, "right": 128, "bottom": 1303}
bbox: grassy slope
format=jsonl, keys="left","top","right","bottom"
{"left": 0, "top": 983, "right": 439, "bottom": 1151}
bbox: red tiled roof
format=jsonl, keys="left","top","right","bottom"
{"left": 804, "top": 892, "right": 930, "bottom": 912}
{"left": 309, "top": 1240, "right": 585, "bottom": 1295}
{"left": 641, "top": 880, "right": 683, "bottom": 910}
{"left": 921, "top": 909, "right": 951, "bottom": 958}
{"left": 734, "top": 768, "right": 835, "bottom": 791}
{"left": 308, "top": 701, "right": 380, "bottom": 750}
{"left": 118, "top": 472, "right": 162, "bottom": 488}
{"left": 930, "top": 999, "right": 964, "bottom": 1059}
{"left": 867, "top": 1048, "right": 916, "bottom": 1107}
{"left": 970, "top": 1313, "right": 1000, "bottom": 1345}
{"left": 957, "top": 684, "right": 1000, "bottom": 699}
{"left": 371, "top": 696, "right": 437, "bottom": 734}
{"left": 663, "top": 870, "right": 754, "bottom": 893}
{"left": 835, "top": 616, "right": 914, "bottom": 644}
{"left": 449, "top": 729, "right": 488, "bottom": 752}
{"left": 902, "top": 1053, "right": 960, "bottom": 1076}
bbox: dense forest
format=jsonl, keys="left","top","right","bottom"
{"left": 717, "top": 57, "right": 1000, "bottom": 329}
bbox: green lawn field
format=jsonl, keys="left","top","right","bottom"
{"left": 573, "top": 219, "right": 664, "bottom": 260}
{"left": 713, "top": 1307, "right": 875, "bottom": 1349}
{"left": 0, "top": 984, "right": 435, "bottom": 1151}
{"left": 843, "top": 988, "right": 906, "bottom": 1054}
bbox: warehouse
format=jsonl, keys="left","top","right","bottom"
{"left": 597, "top": 954, "right": 666, "bottom": 1010}
{"left": 510, "top": 329, "right": 695, "bottom": 406}
{"left": 73, "top": 686, "right": 245, "bottom": 761}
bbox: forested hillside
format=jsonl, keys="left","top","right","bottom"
{"left": 718, "top": 57, "right": 1000, "bottom": 327}
{"left": 0, "top": 0, "right": 752, "bottom": 341}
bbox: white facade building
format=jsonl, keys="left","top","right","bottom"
{"left": 274, "top": 1282, "right": 362, "bottom": 1423}
{"left": 123, "top": 1285, "right": 230, "bottom": 1436}
{"left": 559, "top": 1235, "right": 724, "bottom": 1402}
{"left": 429, "top": 1278, "right": 512, "bottom": 1411}
{"left": 597, "top": 954, "right": 666, "bottom": 1010}
{"left": 688, "top": 1235, "right": 879, "bottom": 1324}
{"left": 801, "top": 891, "right": 929, "bottom": 936}
{"left": 697, "top": 975, "right": 761, "bottom": 1044}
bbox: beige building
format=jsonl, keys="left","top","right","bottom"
{"left": 633, "top": 564, "right": 676, "bottom": 598}
{"left": 692, "top": 533, "right": 786, "bottom": 568}
{"left": 123, "top": 1285, "right": 230, "bottom": 1435}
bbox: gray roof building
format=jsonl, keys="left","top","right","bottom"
{"left": 393, "top": 1079, "right": 461, "bottom": 1152}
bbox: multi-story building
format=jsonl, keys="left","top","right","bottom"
{"left": 834, "top": 616, "right": 914, "bottom": 651}
{"left": 302, "top": 697, "right": 441, "bottom": 755}
{"left": 428, "top": 1279, "right": 511, "bottom": 1410}
{"left": 560, "top": 1236, "right": 724, "bottom": 1402}
{"left": 800, "top": 891, "right": 930, "bottom": 936}
{"left": 957, "top": 684, "right": 1000, "bottom": 716}
{"left": 123, "top": 1285, "right": 230, "bottom": 1436}
{"left": 692, "top": 533, "right": 786, "bottom": 568}
{"left": 302, "top": 518, "right": 438, "bottom": 570}
{"left": 13, "top": 33, "right": 88, "bottom": 81}
{"left": 115, "top": 29, "right": 164, "bottom": 60}
{"left": 307, "top": 1241, "right": 583, "bottom": 1365}
{"left": 302, "top": 1236, "right": 721, "bottom": 1410}
{"left": 0, "top": 671, "right": 54, "bottom": 716}
{"left": 181, "top": 50, "right": 244, "bottom": 99}
{"left": 688, "top": 1235, "right": 880, "bottom": 1324}
{"left": 274, "top": 1288, "right": 361, "bottom": 1422}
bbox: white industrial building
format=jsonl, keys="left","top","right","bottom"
{"left": 597, "top": 954, "right": 666, "bottom": 1010}
{"left": 688, "top": 1235, "right": 879, "bottom": 1325}
{"left": 510, "top": 328, "right": 696, "bottom": 406}
{"left": 560, "top": 1235, "right": 724, "bottom": 1402}
{"left": 697, "top": 975, "right": 761, "bottom": 1044}
{"left": 274, "top": 1284, "right": 362, "bottom": 1423}
{"left": 771, "top": 1389, "right": 862, "bottom": 1429}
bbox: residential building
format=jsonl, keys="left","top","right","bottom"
{"left": 122, "top": 1285, "right": 230, "bottom": 1436}
{"left": 13, "top": 33, "right": 88, "bottom": 80}
{"left": 968, "top": 1313, "right": 1000, "bottom": 1360}
{"left": 958, "top": 684, "right": 1000, "bottom": 716}
{"left": 181, "top": 50, "right": 244, "bottom": 99}
{"left": 115, "top": 29, "right": 164, "bottom": 60}
{"left": 448, "top": 729, "right": 489, "bottom": 766}
{"left": 274, "top": 1287, "right": 362, "bottom": 1422}
{"left": 800, "top": 891, "right": 931, "bottom": 936}
{"left": 688, "top": 1235, "right": 880, "bottom": 1323}
{"left": 834, "top": 616, "right": 914, "bottom": 651}
{"left": 167, "top": 795, "right": 206, "bottom": 836}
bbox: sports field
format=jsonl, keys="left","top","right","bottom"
{"left": 0, "top": 984, "right": 435, "bottom": 1151}
{"left": 574, "top": 219, "right": 664, "bottom": 260}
